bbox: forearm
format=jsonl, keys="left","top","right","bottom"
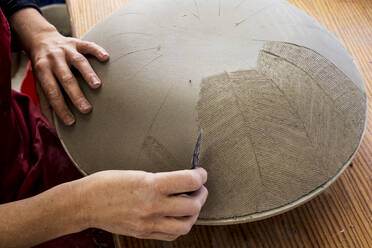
{"left": 0, "top": 0, "right": 40, "bottom": 19}
{"left": 9, "top": 7, "right": 58, "bottom": 56}
{"left": 0, "top": 180, "right": 87, "bottom": 248}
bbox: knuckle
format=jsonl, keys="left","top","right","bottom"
{"left": 140, "top": 202, "right": 157, "bottom": 218}
{"left": 149, "top": 175, "right": 164, "bottom": 194}
{"left": 49, "top": 48, "right": 64, "bottom": 58}
{"left": 71, "top": 53, "right": 87, "bottom": 64}
{"left": 60, "top": 73, "right": 75, "bottom": 86}
{"left": 143, "top": 173, "right": 155, "bottom": 188}
{"left": 45, "top": 87, "right": 60, "bottom": 100}
{"left": 138, "top": 174, "right": 162, "bottom": 216}
{"left": 141, "top": 206, "right": 154, "bottom": 218}
{"left": 140, "top": 226, "right": 151, "bottom": 236}
{"left": 66, "top": 37, "right": 77, "bottom": 43}
{"left": 191, "top": 201, "right": 202, "bottom": 213}
{"left": 144, "top": 174, "right": 162, "bottom": 196}
{"left": 33, "top": 59, "right": 48, "bottom": 71}
{"left": 80, "top": 41, "right": 94, "bottom": 49}
{"left": 188, "top": 173, "right": 202, "bottom": 189}
{"left": 86, "top": 41, "right": 97, "bottom": 47}
{"left": 134, "top": 225, "right": 146, "bottom": 237}
{"left": 164, "top": 235, "right": 178, "bottom": 242}
{"left": 146, "top": 220, "right": 156, "bottom": 233}
{"left": 136, "top": 221, "right": 154, "bottom": 237}
{"left": 135, "top": 231, "right": 150, "bottom": 239}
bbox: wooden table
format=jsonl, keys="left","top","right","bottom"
{"left": 66, "top": 0, "right": 372, "bottom": 247}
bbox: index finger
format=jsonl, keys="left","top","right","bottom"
{"left": 34, "top": 64, "right": 75, "bottom": 125}
{"left": 76, "top": 40, "right": 109, "bottom": 62}
{"left": 154, "top": 168, "right": 207, "bottom": 195}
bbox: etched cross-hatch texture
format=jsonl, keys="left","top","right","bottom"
{"left": 262, "top": 41, "right": 366, "bottom": 134}
{"left": 196, "top": 42, "right": 366, "bottom": 220}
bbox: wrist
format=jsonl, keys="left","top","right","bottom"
{"left": 9, "top": 7, "right": 58, "bottom": 55}
{"left": 0, "top": 180, "right": 91, "bottom": 247}
{"left": 26, "top": 27, "right": 60, "bottom": 58}
{"left": 63, "top": 178, "right": 94, "bottom": 231}
{"left": 42, "top": 179, "right": 92, "bottom": 234}
{"left": 28, "top": 25, "right": 59, "bottom": 53}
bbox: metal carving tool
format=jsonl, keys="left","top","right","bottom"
{"left": 181, "top": 130, "right": 203, "bottom": 196}
{"left": 191, "top": 130, "right": 203, "bottom": 169}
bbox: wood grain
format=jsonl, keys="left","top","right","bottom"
{"left": 66, "top": 0, "right": 372, "bottom": 247}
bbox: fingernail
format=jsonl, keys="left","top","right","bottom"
{"left": 65, "top": 114, "right": 75, "bottom": 125}
{"left": 100, "top": 50, "right": 109, "bottom": 58}
{"left": 80, "top": 102, "right": 92, "bottom": 112}
{"left": 80, "top": 100, "right": 92, "bottom": 113}
{"left": 92, "top": 77, "right": 101, "bottom": 86}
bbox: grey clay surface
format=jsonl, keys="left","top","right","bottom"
{"left": 55, "top": 0, "right": 367, "bottom": 224}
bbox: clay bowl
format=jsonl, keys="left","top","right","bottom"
{"left": 55, "top": 0, "right": 367, "bottom": 225}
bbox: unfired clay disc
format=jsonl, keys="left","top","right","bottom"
{"left": 55, "top": 0, "right": 367, "bottom": 224}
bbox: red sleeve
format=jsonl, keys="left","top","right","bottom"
{"left": 0, "top": 0, "right": 40, "bottom": 18}
{"left": 0, "top": 9, "right": 15, "bottom": 165}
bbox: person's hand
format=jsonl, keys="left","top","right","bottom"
{"left": 78, "top": 168, "right": 208, "bottom": 241}
{"left": 10, "top": 7, "right": 110, "bottom": 126}
{"left": 29, "top": 30, "right": 109, "bottom": 125}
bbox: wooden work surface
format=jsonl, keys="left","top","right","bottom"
{"left": 66, "top": 0, "right": 372, "bottom": 247}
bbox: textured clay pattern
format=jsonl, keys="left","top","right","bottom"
{"left": 196, "top": 42, "right": 366, "bottom": 220}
